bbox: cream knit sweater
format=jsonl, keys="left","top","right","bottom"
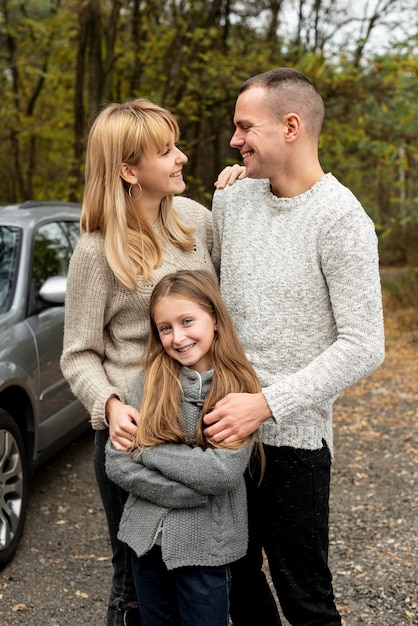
{"left": 61, "top": 196, "right": 214, "bottom": 430}
{"left": 212, "top": 174, "right": 385, "bottom": 454}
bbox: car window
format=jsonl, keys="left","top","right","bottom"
{"left": 0, "top": 226, "right": 21, "bottom": 314}
{"left": 61, "top": 220, "right": 81, "bottom": 249}
{"left": 32, "top": 222, "right": 75, "bottom": 292}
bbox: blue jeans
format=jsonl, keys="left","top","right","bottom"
{"left": 131, "top": 545, "right": 231, "bottom": 626}
{"left": 94, "top": 429, "right": 141, "bottom": 625}
{"left": 230, "top": 442, "right": 342, "bottom": 626}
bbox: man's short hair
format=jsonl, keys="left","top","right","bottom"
{"left": 240, "top": 68, "right": 325, "bottom": 140}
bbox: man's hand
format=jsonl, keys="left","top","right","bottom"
{"left": 203, "top": 392, "right": 271, "bottom": 444}
{"left": 214, "top": 164, "right": 246, "bottom": 189}
{"left": 106, "top": 396, "right": 139, "bottom": 451}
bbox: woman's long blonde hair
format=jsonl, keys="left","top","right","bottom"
{"left": 134, "top": 270, "right": 262, "bottom": 452}
{"left": 81, "top": 99, "right": 196, "bottom": 290}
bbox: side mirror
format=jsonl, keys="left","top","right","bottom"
{"left": 38, "top": 276, "right": 67, "bottom": 304}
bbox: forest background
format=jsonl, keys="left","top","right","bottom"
{"left": 1, "top": 0, "right": 418, "bottom": 276}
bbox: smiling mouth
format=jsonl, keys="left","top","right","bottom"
{"left": 171, "top": 170, "right": 183, "bottom": 177}
{"left": 176, "top": 343, "right": 195, "bottom": 354}
{"left": 241, "top": 150, "right": 253, "bottom": 160}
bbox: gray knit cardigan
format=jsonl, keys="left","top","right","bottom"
{"left": 105, "top": 368, "right": 251, "bottom": 570}
{"left": 211, "top": 174, "right": 385, "bottom": 455}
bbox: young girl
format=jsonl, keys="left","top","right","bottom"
{"left": 105, "top": 270, "right": 261, "bottom": 626}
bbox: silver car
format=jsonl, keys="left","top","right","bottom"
{"left": 0, "top": 200, "right": 88, "bottom": 567}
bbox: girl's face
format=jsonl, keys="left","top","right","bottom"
{"left": 153, "top": 295, "right": 217, "bottom": 373}
{"left": 131, "top": 136, "right": 188, "bottom": 203}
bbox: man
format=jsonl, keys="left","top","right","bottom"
{"left": 204, "top": 68, "right": 385, "bottom": 625}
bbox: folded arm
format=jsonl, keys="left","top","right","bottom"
{"left": 105, "top": 440, "right": 208, "bottom": 508}
{"left": 141, "top": 441, "right": 251, "bottom": 495}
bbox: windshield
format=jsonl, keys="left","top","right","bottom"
{"left": 0, "top": 226, "right": 21, "bottom": 313}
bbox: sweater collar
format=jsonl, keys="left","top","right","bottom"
{"left": 181, "top": 367, "right": 213, "bottom": 403}
{"left": 258, "top": 172, "right": 333, "bottom": 210}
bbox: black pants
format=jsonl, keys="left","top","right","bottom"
{"left": 230, "top": 443, "right": 341, "bottom": 626}
{"left": 94, "top": 429, "right": 140, "bottom": 626}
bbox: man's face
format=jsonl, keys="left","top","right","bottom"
{"left": 230, "top": 87, "right": 285, "bottom": 180}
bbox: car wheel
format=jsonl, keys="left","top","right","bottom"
{"left": 0, "top": 409, "right": 28, "bottom": 568}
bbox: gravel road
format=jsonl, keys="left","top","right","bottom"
{"left": 1, "top": 307, "right": 417, "bottom": 625}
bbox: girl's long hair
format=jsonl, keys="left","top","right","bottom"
{"left": 81, "top": 99, "right": 196, "bottom": 290}
{"left": 134, "top": 270, "right": 262, "bottom": 453}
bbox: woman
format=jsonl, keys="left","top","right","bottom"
{"left": 60, "top": 99, "right": 242, "bottom": 625}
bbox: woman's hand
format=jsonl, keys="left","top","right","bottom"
{"left": 106, "top": 396, "right": 139, "bottom": 451}
{"left": 214, "top": 164, "right": 246, "bottom": 189}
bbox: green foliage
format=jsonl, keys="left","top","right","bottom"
{"left": 318, "top": 52, "right": 418, "bottom": 252}
{"left": 381, "top": 267, "right": 418, "bottom": 309}
{"left": 0, "top": 0, "right": 417, "bottom": 264}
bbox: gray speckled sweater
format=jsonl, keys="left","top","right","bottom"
{"left": 60, "top": 196, "right": 214, "bottom": 430}
{"left": 105, "top": 368, "right": 251, "bottom": 570}
{"left": 211, "top": 174, "right": 385, "bottom": 454}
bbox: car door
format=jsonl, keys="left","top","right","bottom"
{"left": 26, "top": 219, "right": 84, "bottom": 453}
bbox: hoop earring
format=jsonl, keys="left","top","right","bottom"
{"left": 128, "top": 182, "right": 142, "bottom": 200}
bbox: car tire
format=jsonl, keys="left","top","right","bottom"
{"left": 0, "top": 409, "right": 29, "bottom": 568}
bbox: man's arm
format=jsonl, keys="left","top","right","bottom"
{"left": 205, "top": 209, "right": 385, "bottom": 445}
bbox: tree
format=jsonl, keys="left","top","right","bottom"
{"left": 0, "top": 0, "right": 58, "bottom": 199}
{"left": 0, "top": 0, "right": 417, "bottom": 267}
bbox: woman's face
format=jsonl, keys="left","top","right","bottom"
{"left": 131, "top": 136, "right": 188, "bottom": 203}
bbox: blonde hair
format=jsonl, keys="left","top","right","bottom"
{"left": 81, "top": 99, "right": 196, "bottom": 290}
{"left": 134, "top": 270, "right": 262, "bottom": 452}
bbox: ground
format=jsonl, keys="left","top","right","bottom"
{"left": 328, "top": 307, "right": 418, "bottom": 626}
{"left": 0, "top": 307, "right": 417, "bottom": 626}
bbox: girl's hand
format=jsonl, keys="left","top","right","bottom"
{"left": 214, "top": 164, "right": 246, "bottom": 189}
{"left": 106, "top": 396, "right": 139, "bottom": 451}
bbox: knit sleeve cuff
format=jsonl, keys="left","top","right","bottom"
{"left": 90, "top": 387, "right": 123, "bottom": 430}
{"left": 262, "top": 385, "right": 299, "bottom": 425}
